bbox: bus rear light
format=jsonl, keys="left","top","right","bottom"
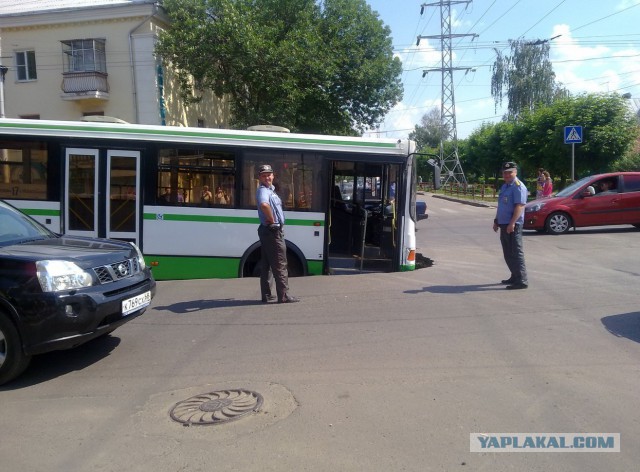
{"left": 313, "top": 222, "right": 321, "bottom": 226}
{"left": 150, "top": 261, "right": 160, "bottom": 267}
{"left": 407, "top": 249, "right": 416, "bottom": 262}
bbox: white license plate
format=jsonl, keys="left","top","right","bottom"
{"left": 122, "top": 291, "right": 151, "bottom": 316}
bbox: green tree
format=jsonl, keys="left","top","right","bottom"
{"left": 491, "top": 39, "right": 567, "bottom": 119}
{"left": 463, "top": 93, "right": 639, "bottom": 182}
{"left": 610, "top": 148, "right": 640, "bottom": 172}
{"left": 462, "top": 120, "right": 517, "bottom": 184}
{"left": 409, "top": 107, "right": 449, "bottom": 150}
{"left": 156, "top": 0, "right": 403, "bottom": 135}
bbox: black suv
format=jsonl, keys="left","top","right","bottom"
{"left": 0, "top": 200, "right": 156, "bottom": 385}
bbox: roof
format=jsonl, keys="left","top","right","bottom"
{"left": 0, "top": 0, "right": 155, "bottom": 17}
{"left": 0, "top": 118, "right": 411, "bottom": 157}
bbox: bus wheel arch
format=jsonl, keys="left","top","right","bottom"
{"left": 285, "top": 241, "right": 307, "bottom": 277}
{"left": 238, "top": 240, "right": 308, "bottom": 278}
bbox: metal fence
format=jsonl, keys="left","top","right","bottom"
{"left": 418, "top": 183, "right": 499, "bottom": 201}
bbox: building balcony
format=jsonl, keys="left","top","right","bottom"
{"left": 60, "top": 71, "right": 110, "bottom": 101}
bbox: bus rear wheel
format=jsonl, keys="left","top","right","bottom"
{"left": 241, "top": 248, "right": 304, "bottom": 278}
{"left": 286, "top": 251, "right": 304, "bottom": 277}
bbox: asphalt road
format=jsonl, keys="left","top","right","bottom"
{"left": 1, "top": 194, "right": 639, "bottom": 472}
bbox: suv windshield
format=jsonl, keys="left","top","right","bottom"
{"left": 0, "top": 201, "right": 55, "bottom": 245}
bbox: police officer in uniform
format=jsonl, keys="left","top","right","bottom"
{"left": 493, "top": 161, "right": 528, "bottom": 290}
{"left": 256, "top": 164, "right": 299, "bottom": 303}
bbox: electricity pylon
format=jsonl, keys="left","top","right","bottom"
{"left": 418, "top": 0, "right": 476, "bottom": 186}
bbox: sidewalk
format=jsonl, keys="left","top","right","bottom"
{"left": 418, "top": 191, "right": 495, "bottom": 208}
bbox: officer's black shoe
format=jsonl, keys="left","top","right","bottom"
{"left": 279, "top": 296, "right": 300, "bottom": 304}
{"left": 501, "top": 277, "right": 515, "bottom": 284}
{"left": 506, "top": 283, "right": 528, "bottom": 290}
{"left": 262, "top": 295, "right": 276, "bottom": 303}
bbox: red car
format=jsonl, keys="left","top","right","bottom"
{"left": 524, "top": 172, "right": 640, "bottom": 234}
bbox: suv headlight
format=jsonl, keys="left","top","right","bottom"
{"left": 36, "top": 260, "right": 93, "bottom": 292}
{"left": 130, "top": 242, "right": 146, "bottom": 270}
{"left": 526, "top": 202, "right": 546, "bottom": 213}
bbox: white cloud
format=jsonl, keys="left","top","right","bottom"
{"left": 365, "top": 98, "right": 440, "bottom": 139}
{"left": 451, "top": 8, "right": 472, "bottom": 29}
{"left": 617, "top": 0, "right": 640, "bottom": 9}
{"left": 552, "top": 24, "right": 610, "bottom": 62}
{"left": 550, "top": 24, "right": 639, "bottom": 95}
{"left": 400, "top": 41, "right": 442, "bottom": 68}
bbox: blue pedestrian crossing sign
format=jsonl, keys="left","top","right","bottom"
{"left": 564, "top": 126, "right": 583, "bottom": 144}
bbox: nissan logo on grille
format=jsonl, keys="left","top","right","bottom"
{"left": 117, "top": 263, "right": 129, "bottom": 277}
{"left": 92, "top": 259, "right": 138, "bottom": 284}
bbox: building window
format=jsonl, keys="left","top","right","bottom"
{"left": 15, "top": 50, "right": 37, "bottom": 81}
{"left": 61, "top": 39, "right": 106, "bottom": 73}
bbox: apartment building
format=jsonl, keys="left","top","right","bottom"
{"left": 0, "top": 0, "right": 229, "bottom": 127}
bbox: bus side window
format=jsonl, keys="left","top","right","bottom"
{"left": 157, "top": 147, "right": 235, "bottom": 207}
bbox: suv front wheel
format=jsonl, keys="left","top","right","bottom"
{"left": 0, "top": 314, "right": 32, "bottom": 386}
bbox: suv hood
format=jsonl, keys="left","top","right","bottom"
{"left": 0, "top": 235, "right": 134, "bottom": 267}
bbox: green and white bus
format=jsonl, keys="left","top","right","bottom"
{"left": 0, "top": 119, "right": 418, "bottom": 280}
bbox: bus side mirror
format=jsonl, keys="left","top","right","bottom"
{"left": 432, "top": 165, "right": 441, "bottom": 190}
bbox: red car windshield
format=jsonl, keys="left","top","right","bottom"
{"left": 555, "top": 176, "right": 591, "bottom": 198}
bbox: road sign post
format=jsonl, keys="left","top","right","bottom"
{"left": 564, "top": 126, "right": 583, "bottom": 181}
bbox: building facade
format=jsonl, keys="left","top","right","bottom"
{"left": 0, "top": 0, "right": 229, "bottom": 127}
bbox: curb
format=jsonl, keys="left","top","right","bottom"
{"left": 430, "top": 194, "right": 495, "bottom": 208}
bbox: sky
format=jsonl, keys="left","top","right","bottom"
{"left": 363, "top": 0, "right": 640, "bottom": 140}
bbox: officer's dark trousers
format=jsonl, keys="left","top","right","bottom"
{"left": 499, "top": 224, "right": 528, "bottom": 284}
{"left": 258, "top": 225, "right": 289, "bottom": 300}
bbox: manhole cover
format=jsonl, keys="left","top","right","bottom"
{"left": 169, "top": 389, "right": 264, "bottom": 426}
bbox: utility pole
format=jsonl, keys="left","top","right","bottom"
{"left": 418, "top": 0, "right": 476, "bottom": 186}
{"left": 0, "top": 65, "right": 7, "bottom": 118}
{"left": 0, "top": 37, "right": 7, "bottom": 118}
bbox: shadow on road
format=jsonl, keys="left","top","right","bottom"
{"left": 601, "top": 312, "right": 640, "bottom": 344}
{"left": 405, "top": 283, "right": 505, "bottom": 294}
{"left": 0, "top": 335, "right": 121, "bottom": 391}
{"left": 153, "top": 298, "right": 265, "bottom": 314}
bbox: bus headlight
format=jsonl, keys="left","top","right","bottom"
{"left": 130, "top": 242, "right": 147, "bottom": 270}
{"left": 36, "top": 260, "right": 93, "bottom": 292}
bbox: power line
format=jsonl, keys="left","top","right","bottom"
{"left": 518, "top": 0, "right": 568, "bottom": 39}
{"left": 572, "top": 1, "right": 640, "bottom": 33}
{"left": 477, "top": 0, "right": 524, "bottom": 37}
{"left": 370, "top": 1, "right": 640, "bottom": 140}
{"left": 418, "top": 0, "right": 475, "bottom": 186}
{"left": 401, "top": 7, "right": 439, "bottom": 113}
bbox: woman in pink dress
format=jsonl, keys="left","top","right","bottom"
{"left": 542, "top": 171, "right": 553, "bottom": 198}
